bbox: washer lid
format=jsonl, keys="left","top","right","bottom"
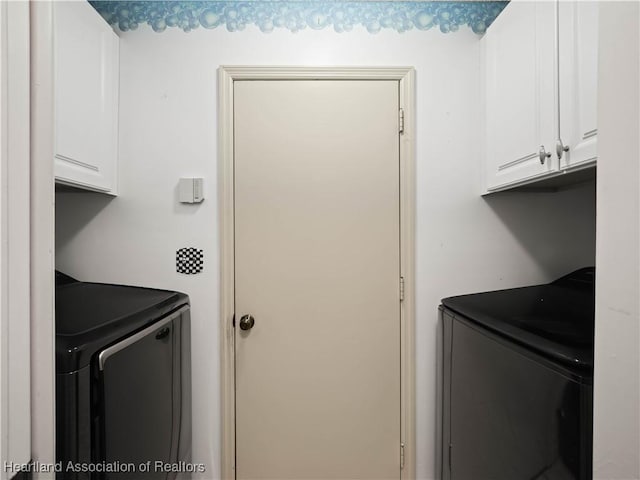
{"left": 442, "top": 268, "right": 594, "bottom": 370}
{"left": 56, "top": 282, "right": 189, "bottom": 373}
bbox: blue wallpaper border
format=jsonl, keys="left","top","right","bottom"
{"left": 90, "top": 1, "right": 508, "bottom": 34}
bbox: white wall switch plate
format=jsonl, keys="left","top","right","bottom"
{"left": 179, "top": 177, "right": 204, "bottom": 203}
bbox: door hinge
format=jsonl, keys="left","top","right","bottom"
{"left": 400, "top": 443, "right": 405, "bottom": 469}
{"left": 399, "top": 108, "right": 405, "bottom": 134}
{"left": 400, "top": 276, "right": 405, "bottom": 302}
{"left": 448, "top": 443, "right": 452, "bottom": 471}
{"left": 232, "top": 314, "right": 236, "bottom": 328}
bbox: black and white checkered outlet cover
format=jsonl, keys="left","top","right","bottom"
{"left": 176, "top": 247, "right": 204, "bottom": 274}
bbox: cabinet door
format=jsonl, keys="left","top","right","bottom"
{"left": 54, "top": 1, "right": 119, "bottom": 193}
{"left": 558, "top": 1, "right": 598, "bottom": 170}
{"left": 441, "top": 309, "right": 454, "bottom": 480}
{"left": 100, "top": 319, "right": 178, "bottom": 479}
{"left": 484, "top": 0, "right": 556, "bottom": 191}
{"left": 449, "top": 319, "right": 589, "bottom": 479}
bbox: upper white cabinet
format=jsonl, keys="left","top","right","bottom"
{"left": 483, "top": 0, "right": 598, "bottom": 192}
{"left": 484, "top": 0, "right": 556, "bottom": 191}
{"left": 54, "top": 1, "right": 119, "bottom": 194}
{"left": 557, "top": 1, "right": 599, "bottom": 170}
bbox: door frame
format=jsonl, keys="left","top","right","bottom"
{"left": 218, "top": 66, "right": 416, "bottom": 480}
{"left": 1, "top": 0, "right": 32, "bottom": 467}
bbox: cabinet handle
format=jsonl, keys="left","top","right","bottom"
{"left": 556, "top": 139, "right": 570, "bottom": 160}
{"left": 539, "top": 145, "right": 551, "bottom": 165}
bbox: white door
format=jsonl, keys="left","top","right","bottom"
{"left": 53, "top": 0, "right": 119, "bottom": 193}
{"left": 558, "top": 0, "right": 599, "bottom": 170}
{"left": 484, "top": 0, "right": 556, "bottom": 190}
{"left": 234, "top": 80, "right": 401, "bottom": 479}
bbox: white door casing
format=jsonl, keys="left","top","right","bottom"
{"left": 218, "top": 66, "right": 415, "bottom": 480}
{"left": 31, "top": 2, "right": 57, "bottom": 476}
{"left": 0, "top": 1, "right": 31, "bottom": 474}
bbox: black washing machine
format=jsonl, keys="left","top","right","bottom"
{"left": 56, "top": 273, "right": 191, "bottom": 479}
{"left": 441, "top": 268, "right": 594, "bottom": 480}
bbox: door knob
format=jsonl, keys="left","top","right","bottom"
{"left": 239, "top": 314, "right": 255, "bottom": 331}
{"left": 556, "top": 139, "right": 570, "bottom": 160}
{"left": 539, "top": 145, "right": 551, "bottom": 165}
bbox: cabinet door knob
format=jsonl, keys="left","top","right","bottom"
{"left": 539, "top": 145, "right": 552, "bottom": 165}
{"left": 556, "top": 139, "right": 570, "bottom": 160}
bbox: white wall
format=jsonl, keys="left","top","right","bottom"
{"left": 55, "top": 26, "right": 597, "bottom": 480}
{"left": 593, "top": 2, "right": 640, "bottom": 479}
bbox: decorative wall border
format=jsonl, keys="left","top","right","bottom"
{"left": 90, "top": 1, "right": 508, "bottom": 34}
